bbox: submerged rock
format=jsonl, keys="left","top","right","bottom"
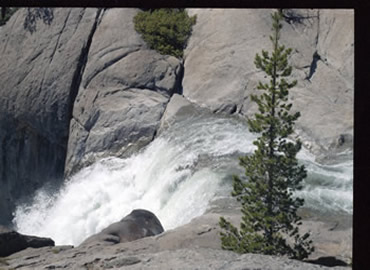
{"left": 0, "top": 225, "right": 54, "bottom": 257}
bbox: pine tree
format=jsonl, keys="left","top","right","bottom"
{"left": 219, "top": 11, "right": 314, "bottom": 260}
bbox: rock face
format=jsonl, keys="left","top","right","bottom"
{"left": 2, "top": 211, "right": 351, "bottom": 269}
{"left": 3, "top": 247, "right": 349, "bottom": 270}
{"left": 158, "top": 93, "right": 206, "bottom": 134}
{"left": 0, "top": 8, "right": 100, "bottom": 225}
{"left": 0, "top": 8, "right": 183, "bottom": 225}
{"left": 183, "top": 9, "right": 353, "bottom": 158}
{"left": 80, "top": 209, "right": 164, "bottom": 246}
{"left": 0, "top": 8, "right": 353, "bottom": 225}
{"left": 65, "top": 8, "right": 182, "bottom": 176}
{"left": 0, "top": 225, "right": 54, "bottom": 257}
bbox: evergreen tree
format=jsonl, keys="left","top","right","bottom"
{"left": 219, "top": 11, "right": 314, "bottom": 260}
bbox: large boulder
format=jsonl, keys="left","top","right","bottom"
{"left": 80, "top": 209, "right": 164, "bottom": 246}
{"left": 0, "top": 8, "right": 100, "bottom": 225}
{"left": 183, "top": 9, "right": 353, "bottom": 158}
{"left": 0, "top": 225, "right": 54, "bottom": 257}
{"left": 65, "top": 8, "right": 183, "bottom": 176}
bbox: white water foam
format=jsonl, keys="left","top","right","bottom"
{"left": 296, "top": 148, "right": 353, "bottom": 214}
{"left": 13, "top": 114, "right": 352, "bottom": 246}
{"left": 13, "top": 115, "right": 255, "bottom": 245}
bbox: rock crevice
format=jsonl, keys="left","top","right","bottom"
{"left": 82, "top": 45, "right": 142, "bottom": 89}
{"left": 64, "top": 8, "right": 183, "bottom": 177}
{"left": 67, "top": 8, "right": 104, "bottom": 136}
{"left": 0, "top": 8, "right": 103, "bottom": 225}
{"left": 49, "top": 9, "right": 71, "bottom": 65}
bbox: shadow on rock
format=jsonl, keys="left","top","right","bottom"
{"left": 0, "top": 225, "right": 54, "bottom": 257}
{"left": 307, "top": 256, "right": 348, "bottom": 267}
{"left": 24, "top": 8, "right": 54, "bottom": 33}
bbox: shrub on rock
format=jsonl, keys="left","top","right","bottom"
{"left": 134, "top": 8, "right": 196, "bottom": 58}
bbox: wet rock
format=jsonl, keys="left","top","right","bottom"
{"left": 158, "top": 93, "right": 207, "bottom": 133}
{"left": 80, "top": 209, "right": 164, "bottom": 246}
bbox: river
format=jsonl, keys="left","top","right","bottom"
{"left": 13, "top": 113, "right": 353, "bottom": 246}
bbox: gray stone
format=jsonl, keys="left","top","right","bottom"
{"left": 158, "top": 93, "right": 206, "bottom": 133}
{"left": 137, "top": 249, "right": 348, "bottom": 270}
{"left": 65, "top": 8, "right": 182, "bottom": 176}
{"left": 103, "top": 256, "right": 141, "bottom": 268}
{"left": 183, "top": 9, "right": 273, "bottom": 113}
{"left": 0, "top": 225, "right": 54, "bottom": 257}
{"left": 66, "top": 88, "right": 168, "bottom": 176}
{"left": 3, "top": 208, "right": 351, "bottom": 269}
{"left": 0, "top": 8, "right": 100, "bottom": 225}
{"left": 183, "top": 8, "right": 353, "bottom": 158}
{"left": 80, "top": 209, "right": 164, "bottom": 246}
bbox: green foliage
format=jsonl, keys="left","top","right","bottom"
{"left": 0, "top": 7, "right": 18, "bottom": 27}
{"left": 134, "top": 8, "right": 196, "bottom": 58}
{"left": 219, "top": 11, "right": 314, "bottom": 260}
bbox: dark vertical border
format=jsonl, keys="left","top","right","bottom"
{"left": 354, "top": 2, "right": 370, "bottom": 269}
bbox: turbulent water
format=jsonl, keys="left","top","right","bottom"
{"left": 13, "top": 114, "right": 353, "bottom": 246}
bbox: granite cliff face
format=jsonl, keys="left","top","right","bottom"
{"left": 0, "top": 8, "right": 183, "bottom": 223}
{"left": 0, "top": 8, "right": 353, "bottom": 267}
{"left": 0, "top": 8, "right": 100, "bottom": 225}
{"left": 182, "top": 9, "right": 353, "bottom": 159}
{"left": 65, "top": 8, "right": 182, "bottom": 176}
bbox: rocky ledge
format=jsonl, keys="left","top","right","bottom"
{"left": 0, "top": 207, "right": 351, "bottom": 270}
{"left": 0, "top": 226, "right": 54, "bottom": 258}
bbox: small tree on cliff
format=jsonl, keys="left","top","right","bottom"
{"left": 219, "top": 11, "right": 314, "bottom": 260}
{"left": 134, "top": 8, "right": 196, "bottom": 58}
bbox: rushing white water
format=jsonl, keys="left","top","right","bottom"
{"left": 297, "top": 149, "right": 353, "bottom": 214}
{"left": 13, "top": 114, "right": 353, "bottom": 246}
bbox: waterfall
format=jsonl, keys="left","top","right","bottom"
{"left": 13, "top": 114, "right": 352, "bottom": 246}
